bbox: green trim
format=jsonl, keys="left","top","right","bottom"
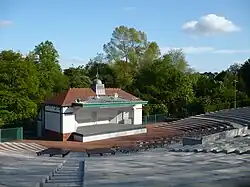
{"left": 72, "top": 101, "right": 148, "bottom": 108}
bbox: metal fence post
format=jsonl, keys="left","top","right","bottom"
{"left": 0, "top": 128, "right": 1, "bottom": 142}
{"left": 20, "top": 127, "right": 23, "bottom": 140}
{"left": 155, "top": 114, "right": 156, "bottom": 124}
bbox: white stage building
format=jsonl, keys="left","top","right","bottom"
{"left": 37, "top": 77, "right": 148, "bottom": 142}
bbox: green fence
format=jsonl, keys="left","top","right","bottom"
{"left": 0, "top": 127, "right": 23, "bottom": 142}
{"left": 142, "top": 114, "right": 167, "bottom": 124}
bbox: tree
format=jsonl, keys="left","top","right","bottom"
{"left": 227, "top": 63, "right": 241, "bottom": 75}
{"left": 86, "top": 61, "right": 116, "bottom": 88}
{"left": 238, "top": 59, "right": 250, "bottom": 96}
{"left": 139, "top": 42, "right": 161, "bottom": 69}
{"left": 103, "top": 26, "right": 148, "bottom": 63}
{"left": 133, "top": 57, "right": 194, "bottom": 116}
{"left": 32, "top": 40, "right": 69, "bottom": 101}
{"left": 112, "top": 61, "right": 135, "bottom": 89}
{"left": 163, "top": 49, "right": 190, "bottom": 72}
{"left": 64, "top": 66, "right": 91, "bottom": 88}
{"left": 0, "top": 50, "right": 39, "bottom": 124}
{"left": 0, "top": 26, "right": 249, "bottom": 127}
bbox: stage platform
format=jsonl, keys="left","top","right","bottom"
{"left": 74, "top": 123, "right": 147, "bottom": 142}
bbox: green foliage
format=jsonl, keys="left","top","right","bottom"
{"left": 163, "top": 49, "right": 190, "bottom": 72}
{"left": 0, "top": 50, "right": 39, "bottom": 124}
{"left": 112, "top": 61, "right": 135, "bottom": 89}
{"left": 85, "top": 60, "right": 116, "bottom": 88}
{"left": 238, "top": 59, "right": 250, "bottom": 96}
{"left": 0, "top": 26, "right": 249, "bottom": 127}
{"left": 64, "top": 67, "right": 91, "bottom": 88}
{"left": 103, "top": 25, "right": 148, "bottom": 63}
{"left": 33, "top": 40, "right": 69, "bottom": 101}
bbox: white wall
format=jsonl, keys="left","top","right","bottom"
{"left": 82, "top": 128, "right": 147, "bottom": 142}
{"left": 62, "top": 107, "right": 77, "bottom": 134}
{"left": 133, "top": 104, "right": 142, "bottom": 125}
{"left": 44, "top": 106, "right": 61, "bottom": 133}
{"left": 75, "top": 107, "right": 133, "bottom": 126}
{"left": 46, "top": 104, "right": 144, "bottom": 135}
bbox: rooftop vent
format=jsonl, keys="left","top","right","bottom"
{"left": 75, "top": 98, "right": 82, "bottom": 103}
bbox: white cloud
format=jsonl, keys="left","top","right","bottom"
{"left": 182, "top": 14, "right": 240, "bottom": 36}
{"left": 123, "top": 6, "right": 136, "bottom": 11}
{"left": 214, "top": 49, "right": 250, "bottom": 54}
{"left": 0, "top": 20, "right": 12, "bottom": 27}
{"left": 161, "top": 46, "right": 250, "bottom": 55}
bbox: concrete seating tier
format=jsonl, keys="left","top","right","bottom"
{"left": 0, "top": 142, "right": 47, "bottom": 154}
{"left": 83, "top": 150, "right": 250, "bottom": 187}
{"left": 202, "top": 107, "right": 250, "bottom": 128}
{"left": 166, "top": 135, "right": 250, "bottom": 155}
{"left": 84, "top": 116, "right": 239, "bottom": 156}
{"left": 154, "top": 117, "right": 234, "bottom": 136}
{"left": 42, "top": 152, "right": 85, "bottom": 187}
{"left": 132, "top": 117, "right": 235, "bottom": 148}
{"left": 0, "top": 151, "right": 65, "bottom": 187}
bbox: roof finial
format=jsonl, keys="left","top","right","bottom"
{"left": 96, "top": 67, "right": 99, "bottom": 79}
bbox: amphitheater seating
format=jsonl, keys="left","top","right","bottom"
{"left": 0, "top": 142, "right": 47, "bottom": 154}
{"left": 0, "top": 151, "right": 64, "bottom": 187}
{"left": 167, "top": 134, "right": 250, "bottom": 155}
{"left": 36, "top": 147, "right": 70, "bottom": 157}
{"left": 42, "top": 152, "right": 85, "bottom": 187}
{"left": 86, "top": 148, "right": 116, "bottom": 157}
{"left": 0, "top": 143, "right": 83, "bottom": 187}
{"left": 203, "top": 107, "right": 250, "bottom": 127}
{"left": 0, "top": 107, "right": 250, "bottom": 186}
{"left": 83, "top": 149, "right": 250, "bottom": 187}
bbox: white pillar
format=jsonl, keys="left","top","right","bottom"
{"left": 133, "top": 104, "right": 142, "bottom": 125}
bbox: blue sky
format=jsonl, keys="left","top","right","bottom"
{"left": 0, "top": 0, "right": 249, "bottom": 72}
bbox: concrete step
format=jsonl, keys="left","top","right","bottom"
{"left": 51, "top": 175, "right": 80, "bottom": 180}
{"left": 56, "top": 169, "right": 80, "bottom": 172}
{"left": 42, "top": 183, "right": 81, "bottom": 187}
{"left": 59, "top": 167, "right": 79, "bottom": 170}
{"left": 48, "top": 179, "right": 82, "bottom": 183}
{"left": 53, "top": 173, "right": 80, "bottom": 177}
{"left": 54, "top": 171, "right": 81, "bottom": 175}
{"left": 0, "top": 181, "right": 40, "bottom": 187}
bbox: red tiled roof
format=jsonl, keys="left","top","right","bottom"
{"left": 44, "top": 88, "right": 141, "bottom": 106}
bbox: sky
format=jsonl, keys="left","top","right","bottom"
{"left": 0, "top": 0, "right": 249, "bottom": 72}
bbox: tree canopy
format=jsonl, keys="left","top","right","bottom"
{"left": 0, "top": 25, "right": 249, "bottom": 127}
